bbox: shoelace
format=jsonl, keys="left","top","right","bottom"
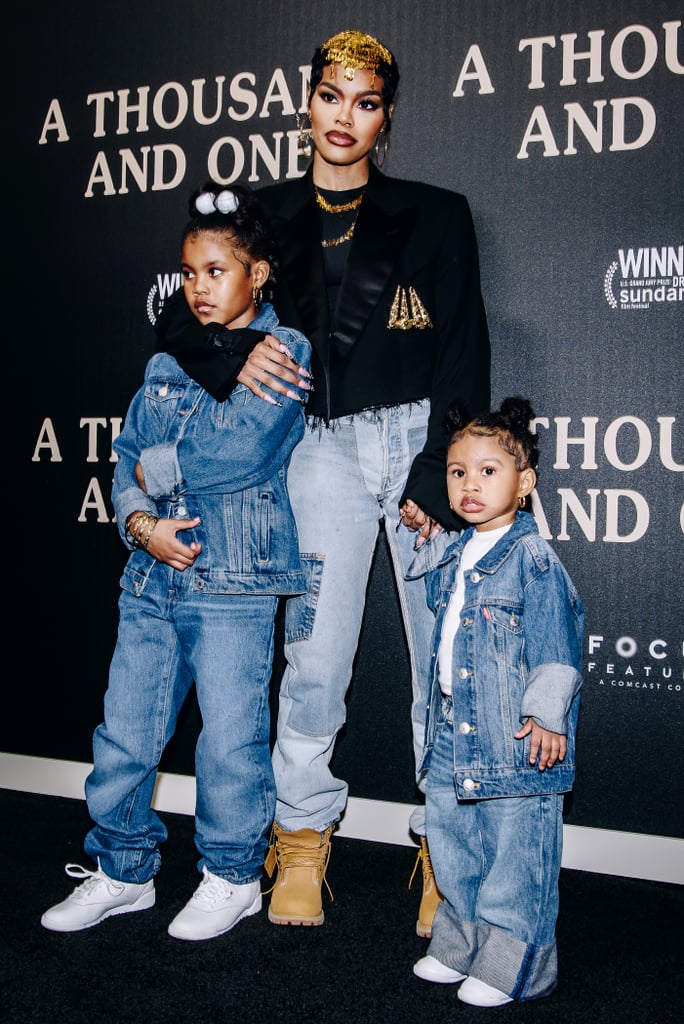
{"left": 191, "top": 868, "right": 234, "bottom": 907}
{"left": 408, "top": 844, "right": 434, "bottom": 891}
{"left": 271, "top": 833, "right": 334, "bottom": 901}
{"left": 64, "top": 862, "right": 122, "bottom": 898}
{"left": 276, "top": 841, "right": 330, "bottom": 870}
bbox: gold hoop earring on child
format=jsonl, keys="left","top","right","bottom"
{"left": 519, "top": 495, "right": 526, "bottom": 508}
{"left": 253, "top": 285, "right": 263, "bottom": 311}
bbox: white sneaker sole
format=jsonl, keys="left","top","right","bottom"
{"left": 168, "top": 892, "right": 262, "bottom": 941}
{"left": 41, "top": 887, "right": 156, "bottom": 933}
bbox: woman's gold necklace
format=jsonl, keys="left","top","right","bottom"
{"left": 321, "top": 221, "right": 357, "bottom": 248}
{"left": 315, "top": 187, "right": 365, "bottom": 248}
{"left": 314, "top": 188, "right": 365, "bottom": 213}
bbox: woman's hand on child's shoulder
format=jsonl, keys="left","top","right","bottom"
{"left": 237, "top": 335, "right": 312, "bottom": 403}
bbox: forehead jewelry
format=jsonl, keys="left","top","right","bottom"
{"left": 320, "top": 30, "right": 393, "bottom": 87}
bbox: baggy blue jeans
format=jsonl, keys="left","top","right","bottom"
{"left": 272, "top": 401, "right": 436, "bottom": 835}
{"left": 425, "top": 696, "right": 562, "bottom": 1001}
{"left": 84, "top": 566, "right": 278, "bottom": 885}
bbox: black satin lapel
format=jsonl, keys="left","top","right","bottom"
{"left": 279, "top": 201, "right": 330, "bottom": 354}
{"left": 333, "top": 199, "right": 417, "bottom": 354}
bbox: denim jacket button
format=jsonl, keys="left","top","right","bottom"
{"left": 459, "top": 721, "right": 472, "bottom": 734}
{"left": 457, "top": 667, "right": 469, "bottom": 680}
{"left": 469, "top": 571, "right": 481, "bottom": 583}
{"left": 158, "top": 384, "right": 169, "bottom": 396}
{"left": 463, "top": 778, "right": 476, "bottom": 791}
{"left": 177, "top": 507, "right": 188, "bottom": 517}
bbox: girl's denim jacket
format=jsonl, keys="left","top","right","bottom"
{"left": 112, "top": 303, "right": 311, "bottom": 597}
{"left": 408, "top": 511, "right": 584, "bottom": 799}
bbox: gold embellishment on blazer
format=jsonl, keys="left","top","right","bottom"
{"left": 387, "top": 286, "right": 434, "bottom": 330}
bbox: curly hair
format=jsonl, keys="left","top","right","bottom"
{"left": 183, "top": 182, "right": 279, "bottom": 300}
{"left": 444, "top": 397, "right": 540, "bottom": 474}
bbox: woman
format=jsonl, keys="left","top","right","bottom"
{"left": 156, "top": 29, "right": 491, "bottom": 936}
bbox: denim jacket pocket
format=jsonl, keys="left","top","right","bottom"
{"left": 482, "top": 603, "right": 523, "bottom": 633}
{"left": 143, "top": 379, "right": 188, "bottom": 411}
{"left": 284, "top": 553, "right": 325, "bottom": 642}
{"left": 119, "top": 555, "right": 157, "bottom": 597}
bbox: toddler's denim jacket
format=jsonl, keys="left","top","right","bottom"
{"left": 408, "top": 511, "right": 584, "bottom": 798}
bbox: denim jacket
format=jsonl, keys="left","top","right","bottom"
{"left": 112, "top": 303, "right": 311, "bottom": 596}
{"left": 408, "top": 511, "right": 584, "bottom": 798}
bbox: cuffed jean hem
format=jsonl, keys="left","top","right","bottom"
{"left": 429, "top": 905, "right": 559, "bottom": 1000}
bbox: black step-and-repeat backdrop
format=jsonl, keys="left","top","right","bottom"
{"left": 9, "top": 1, "right": 683, "bottom": 854}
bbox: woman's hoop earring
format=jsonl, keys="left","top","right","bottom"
{"left": 296, "top": 112, "right": 313, "bottom": 159}
{"left": 374, "top": 126, "right": 389, "bottom": 168}
{"left": 519, "top": 495, "right": 526, "bottom": 509}
{"left": 252, "top": 285, "right": 263, "bottom": 311}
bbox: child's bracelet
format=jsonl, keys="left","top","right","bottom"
{"left": 140, "top": 517, "right": 159, "bottom": 550}
{"left": 126, "top": 511, "right": 159, "bottom": 550}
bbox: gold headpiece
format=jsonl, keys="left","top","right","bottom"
{"left": 320, "top": 30, "right": 393, "bottom": 87}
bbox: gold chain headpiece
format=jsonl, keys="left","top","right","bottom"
{"left": 320, "top": 30, "right": 393, "bottom": 87}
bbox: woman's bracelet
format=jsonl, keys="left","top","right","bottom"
{"left": 126, "top": 511, "right": 159, "bottom": 550}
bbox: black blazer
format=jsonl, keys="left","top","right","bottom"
{"left": 155, "top": 165, "right": 490, "bottom": 526}
{"left": 258, "top": 164, "right": 491, "bottom": 526}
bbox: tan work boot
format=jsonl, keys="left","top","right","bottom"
{"left": 409, "top": 836, "right": 443, "bottom": 938}
{"left": 265, "top": 823, "right": 334, "bottom": 926}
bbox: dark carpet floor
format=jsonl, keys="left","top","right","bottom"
{"left": 0, "top": 789, "right": 682, "bottom": 1024}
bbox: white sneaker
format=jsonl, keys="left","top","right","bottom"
{"left": 413, "top": 955, "right": 467, "bottom": 984}
{"left": 167, "top": 867, "right": 262, "bottom": 941}
{"left": 458, "top": 976, "right": 513, "bottom": 1006}
{"left": 41, "top": 862, "right": 155, "bottom": 932}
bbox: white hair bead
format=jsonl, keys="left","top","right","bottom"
{"left": 215, "top": 190, "right": 239, "bottom": 214}
{"left": 195, "top": 192, "right": 217, "bottom": 215}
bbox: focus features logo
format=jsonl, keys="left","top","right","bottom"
{"left": 604, "top": 244, "right": 683, "bottom": 310}
{"left": 146, "top": 272, "right": 183, "bottom": 325}
{"left": 586, "top": 634, "right": 682, "bottom": 698}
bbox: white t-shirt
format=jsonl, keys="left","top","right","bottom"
{"left": 438, "top": 524, "right": 511, "bottom": 695}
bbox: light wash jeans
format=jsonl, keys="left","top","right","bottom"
{"left": 84, "top": 570, "right": 278, "bottom": 884}
{"left": 425, "top": 695, "right": 562, "bottom": 1001}
{"left": 272, "top": 402, "right": 436, "bottom": 836}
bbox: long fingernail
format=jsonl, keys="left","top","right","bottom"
{"left": 264, "top": 394, "right": 282, "bottom": 407}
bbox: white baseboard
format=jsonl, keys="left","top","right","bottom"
{"left": 2, "top": 752, "right": 682, "bottom": 885}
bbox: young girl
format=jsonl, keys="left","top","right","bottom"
{"left": 41, "top": 184, "right": 312, "bottom": 941}
{"left": 410, "top": 397, "right": 584, "bottom": 1006}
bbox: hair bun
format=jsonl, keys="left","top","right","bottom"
{"left": 443, "top": 399, "right": 471, "bottom": 436}
{"left": 500, "top": 396, "right": 535, "bottom": 429}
